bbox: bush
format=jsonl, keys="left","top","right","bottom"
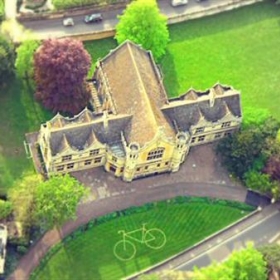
{"left": 17, "top": 245, "right": 28, "bottom": 255}
{"left": 8, "top": 236, "right": 29, "bottom": 246}
{"left": 0, "top": 199, "right": 13, "bottom": 219}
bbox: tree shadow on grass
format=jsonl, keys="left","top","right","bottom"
{"left": 0, "top": 77, "right": 53, "bottom": 194}
{"left": 169, "top": 0, "right": 280, "bottom": 44}
{"left": 159, "top": 49, "right": 180, "bottom": 98}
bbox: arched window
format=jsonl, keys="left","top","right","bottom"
{"left": 147, "top": 148, "right": 165, "bottom": 161}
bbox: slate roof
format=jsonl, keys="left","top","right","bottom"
{"left": 162, "top": 84, "right": 241, "bottom": 131}
{"left": 96, "top": 40, "right": 175, "bottom": 145}
{"left": 49, "top": 113, "right": 131, "bottom": 156}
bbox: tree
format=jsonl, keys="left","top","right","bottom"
{"left": 115, "top": 0, "right": 169, "bottom": 61}
{"left": 15, "top": 39, "right": 40, "bottom": 80}
{"left": 225, "top": 242, "right": 267, "bottom": 280}
{"left": 244, "top": 170, "right": 274, "bottom": 193}
{"left": 0, "top": 34, "right": 15, "bottom": 87}
{"left": 259, "top": 244, "right": 280, "bottom": 275}
{"left": 8, "top": 173, "right": 42, "bottom": 233}
{"left": 1, "top": 19, "right": 37, "bottom": 43}
{"left": 216, "top": 127, "right": 264, "bottom": 178}
{"left": 0, "top": 199, "right": 13, "bottom": 220}
{"left": 264, "top": 155, "right": 280, "bottom": 181}
{"left": 34, "top": 174, "right": 89, "bottom": 229}
{"left": 193, "top": 243, "right": 267, "bottom": 280}
{"left": 34, "top": 38, "right": 91, "bottom": 115}
{"left": 217, "top": 116, "right": 280, "bottom": 179}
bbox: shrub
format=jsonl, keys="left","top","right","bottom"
{"left": 0, "top": 199, "right": 13, "bottom": 219}
{"left": 17, "top": 245, "right": 28, "bottom": 255}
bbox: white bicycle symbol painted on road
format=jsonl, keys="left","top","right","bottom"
{"left": 113, "top": 223, "right": 166, "bottom": 261}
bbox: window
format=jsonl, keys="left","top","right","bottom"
{"left": 67, "top": 163, "right": 74, "bottom": 169}
{"left": 157, "top": 163, "right": 161, "bottom": 167}
{"left": 221, "top": 122, "right": 231, "bottom": 128}
{"left": 57, "top": 165, "right": 64, "bottom": 171}
{"left": 224, "top": 132, "right": 232, "bottom": 137}
{"left": 109, "top": 165, "right": 116, "bottom": 172}
{"left": 62, "top": 155, "right": 72, "bottom": 161}
{"left": 191, "top": 137, "right": 196, "bottom": 143}
{"left": 195, "top": 127, "right": 204, "bottom": 134}
{"left": 214, "top": 133, "right": 222, "bottom": 139}
{"left": 147, "top": 148, "right": 165, "bottom": 161}
{"left": 145, "top": 166, "right": 149, "bottom": 170}
{"left": 90, "top": 149, "right": 99, "bottom": 156}
{"left": 198, "top": 135, "right": 205, "bottom": 142}
{"left": 165, "top": 162, "right": 169, "bottom": 166}
{"left": 94, "top": 157, "right": 102, "bottom": 163}
{"left": 112, "top": 156, "right": 117, "bottom": 162}
{"left": 136, "top": 167, "right": 141, "bottom": 172}
{"left": 84, "top": 160, "right": 92, "bottom": 166}
{"left": 120, "top": 167, "right": 124, "bottom": 172}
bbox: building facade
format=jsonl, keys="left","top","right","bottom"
{"left": 30, "top": 41, "right": 242, "bottom": 182}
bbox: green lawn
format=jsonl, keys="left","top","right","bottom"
{"left": 0, "top": 79, "right": 52, "bottom": 195}
{"left": 162, "top": 0, "right": 280, "bottom": 120}
{"left": 31, "top": 200, "right": 254, "bottom": 280}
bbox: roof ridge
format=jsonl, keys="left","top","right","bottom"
{"left": 127, "top": 43, "right": 158, "bottom": 129}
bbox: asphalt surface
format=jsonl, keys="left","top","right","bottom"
{"left": 20, "top": 0, "right": 223, "bottom": 39}
{"left": 177, "top": 208, "right": 280, "bottom": 271}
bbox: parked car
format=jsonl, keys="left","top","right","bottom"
{"left": 171, "top": 0, "right": 188, "bottom": 7}
{"left": 84, "top": 13, "right": 103, "bottom": 24}
{"left": 63, "top": 18, "right": 74, "bottom": 27}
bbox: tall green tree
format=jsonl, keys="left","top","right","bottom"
{"left": 225, "top": 242, "right": 267, "bottom": 280}
{"left": 244, "top": 170, "right": 274, "bottom": 193}
{"left": 193, "top": 243, "right": 267, "bottom": 280}
{"left": 0, "top": 34, "right": 15, "bottom": 87}
{"left": 8, "top": 173, "right": 42, "bottom": 233}
{"left": 259, "top": 244, "right": 280, "bottom": 275}
{"left": 216, "top": 127, "right": 264, "bottom": 178}
{"left": 35, "top": 174, "right": 89, "bottom": 229}
{"left": 15, "top": 39, "right": 40, "bottom": 80}
{"left": 115, "top": 0, "right": 169, "bottom": 61}
{"left": 0, "top": 199, "right": 12, "bottom": 220}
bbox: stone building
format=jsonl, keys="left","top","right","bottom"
{"left": 28, "top": 40, "right": 242, "bottom": 182}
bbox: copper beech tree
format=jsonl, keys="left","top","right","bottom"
{"left": 34, "top": 38, "right": 91, "bottom": 115}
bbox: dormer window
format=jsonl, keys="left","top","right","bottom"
{"left": 62, "top": 155, "right": 72, "bottom": 161}
{"left": 147, "top": 148, "right": 165, "bottom": 161}
{"left": 221, "top": 122, "right": 231, "bottom": 128}
{"left": 90, "top": 149, "right": 99, "bottom": 156}
{"left": 195, "top": 127, "right": 204, "bottom": 134}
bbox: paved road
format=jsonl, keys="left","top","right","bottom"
{"left": 177, "top": 207, "right": 280, "bottom": 271}
{"left": 20, "top": 0, "right": 223, "bottom": 39}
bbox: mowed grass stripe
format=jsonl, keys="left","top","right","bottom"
{"left": 32, "top": 201, "right": 253, "bottom": 280}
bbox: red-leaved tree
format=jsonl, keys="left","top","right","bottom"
{"left": 263, "top": 155, "right": 280, "bottom": 181}
{"left": 34, "top": 38, "right": 91, "bottom": 115}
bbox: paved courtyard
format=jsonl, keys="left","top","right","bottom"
{"left": 73, "top": 143, "right": 243, "bottom": 201}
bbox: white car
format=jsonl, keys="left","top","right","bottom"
{"left": 171, "top": 0, "right": 188, "bottom": 6}
{"left": 63, "top": 18, "right": 74, "bottom": 27}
